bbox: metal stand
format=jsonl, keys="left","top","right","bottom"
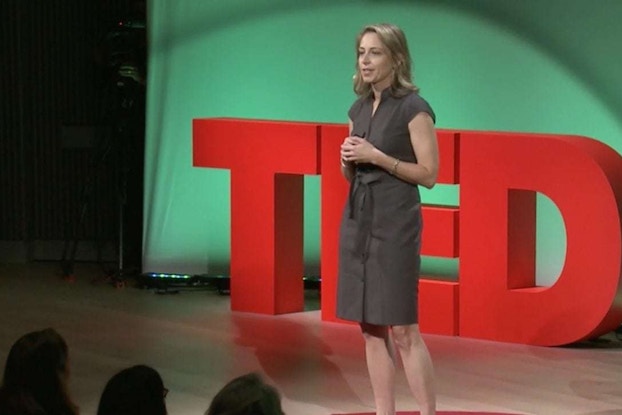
{"left": 60, "top": 76, "right": 144, "bottom": 286}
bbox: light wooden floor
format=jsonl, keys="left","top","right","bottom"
{"left": 1, "top": 262, "right": 621, "bottom": 415}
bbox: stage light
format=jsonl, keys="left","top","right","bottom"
{"left": 144, "top": 272, "right": 193, "bottom": 280}
{"left": 137, "top": 273, "right": 320, "bottom": 296}
{"left": 137, "top": 272, "right": 230, "bottom": 294}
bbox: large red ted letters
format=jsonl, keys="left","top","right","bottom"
{"left": 193, "top": 118, "right": 622, "bottom": 346}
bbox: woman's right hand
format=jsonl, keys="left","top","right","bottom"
{"left": 341, "top": 136, "right": 359, "bottom": 164}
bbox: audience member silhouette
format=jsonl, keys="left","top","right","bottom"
{"left": 0, "top": 328, "right": 79, "bottom": 415}
{"left": 206, "top": 372, "right": 284, "bottom": 415}
{"left": 97, "top": 364, "right": 167, "bottom": 415}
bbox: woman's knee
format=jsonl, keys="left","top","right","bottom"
{"left": 392, "top": 324, "right": 422, "bottom": 350}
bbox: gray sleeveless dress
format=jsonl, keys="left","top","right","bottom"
{"left": 336, "top": 88, "right": 435, "bottom": 326}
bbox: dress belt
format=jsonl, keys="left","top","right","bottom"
{"left": 348, "top": 170, "right": 384, "bottom": 263}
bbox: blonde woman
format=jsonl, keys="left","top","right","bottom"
{"left": 338, "top": 23, "right": 438, "bottom": 415}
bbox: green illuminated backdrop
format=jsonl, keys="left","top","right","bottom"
{"left": 144, "top": 0, "right": 622, "bottom": 286}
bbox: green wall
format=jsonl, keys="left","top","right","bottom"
{"left": 144, "top": 0, "right": 622, "bottom": 286}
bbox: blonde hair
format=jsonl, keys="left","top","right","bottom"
{"left": 353, "top": 23, "right": 419, "bottom": 97}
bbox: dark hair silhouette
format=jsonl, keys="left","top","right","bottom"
{"left": 97, "top": 365, "right": 167, "bottom": 415}
{"left": 206, "top": 372, "right": 284, "bottom": 415}
{"left": 0, "top": 328, "right": 78, "bottom": 415}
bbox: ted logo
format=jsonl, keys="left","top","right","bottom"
{"left": 193, "top": 118, "right": 622, "bottom": 346}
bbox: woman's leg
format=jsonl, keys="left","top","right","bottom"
{"left": 361, "top": 323, "right": 396, "bottom": 415}
{"left": 391, "top": 324, "right": 436, "bottom": 415}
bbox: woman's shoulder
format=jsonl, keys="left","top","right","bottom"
{"left": 0, "top": 391, "right": 47, "bottom": 415}
{"left": 400, "top": 91, "right": 436, "bottom": 123}
{"left": 401, "top": 90, "right": 432, "bottom": 107}
{"left": 348, "top": 94, "right": 369, "bottom": 119}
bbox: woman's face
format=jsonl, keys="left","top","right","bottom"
{"left": 358, "top": 32, "right": 393, "bottom": 90}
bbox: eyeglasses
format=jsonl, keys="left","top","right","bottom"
{"left": 163, "top": 388, "right": 169, "bottom": 398}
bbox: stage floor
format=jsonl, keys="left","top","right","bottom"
{"left": 1, "top": 262, "right": 621, "bottom": 415}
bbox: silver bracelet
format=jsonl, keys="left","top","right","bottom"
{"left": 390, "top": 158, "right": 401, "bottom": 175}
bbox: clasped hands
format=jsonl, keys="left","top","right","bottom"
{"left": 340, "top": 136, "right": 377, "bottom": 166}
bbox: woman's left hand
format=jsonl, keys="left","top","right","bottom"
{"left": 341, "top": 136, "right": 379, "bottom": 164}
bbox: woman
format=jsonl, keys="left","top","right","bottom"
{"left": 205, "top": 372, "right": 283, "bottom": 415}
{"left": 338, "top": 23, "right": 438, "bottom": 415}
{"left": 97, "top": 365, "right": 168, "bottom": 415}
{"left": 0, "top": 328, "right": 79, "bottom": 415}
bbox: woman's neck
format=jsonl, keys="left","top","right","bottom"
{"left": 371, "top": 81, "right": 390, "bottom": 101}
